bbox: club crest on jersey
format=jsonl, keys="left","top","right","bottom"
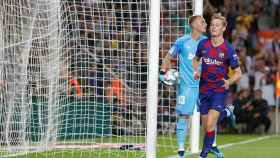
{"left": 219, "top": 52, "right": 225, "bottom": 59}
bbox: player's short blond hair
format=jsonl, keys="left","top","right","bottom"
{"left": 211, "top": 13, "right": 227, "bottom": 27}
{"left": 188, "top": 15, "right": 203, "bottom": 26}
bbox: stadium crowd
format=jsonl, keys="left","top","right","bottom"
{"left": 62, "top": 0, "right": 150, "bottom": 135}
{"left": 210, "top": 0, "right": 279, "bottom": 134}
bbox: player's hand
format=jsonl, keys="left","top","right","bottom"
{"left": 193, "top": 71, "right": 200, "bottom": 80}
{"left": 223, "top": 78, "right": 230, "bottom": 89}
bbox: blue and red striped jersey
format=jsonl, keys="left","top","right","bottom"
{"left": 195, "top": 39, "right": 239, "bottom": 94}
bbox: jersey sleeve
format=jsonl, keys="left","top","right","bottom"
{"left": 169, "top": 39, "right": 181, "bottom": 58}
{"left": 228, "top": 44, "right": 239, "bottom": 69}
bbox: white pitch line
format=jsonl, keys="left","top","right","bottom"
{"left": 165, "top": 135, "right": 276, "bottom": 158}
{"left": 218, "top": 135, "right": 273, "bottom": 149}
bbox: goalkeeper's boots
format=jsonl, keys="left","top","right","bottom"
{"left": 226, "top": 104, "right": 237, "bottom": 129}
{"left": 209, "top": 146, "right": 224, "bottom": 158}
{"left": 178, "top": 150, "right": 185, "bottom": 158}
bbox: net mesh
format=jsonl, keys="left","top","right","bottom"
{"left": 0, "top": 0, "right": 194, "bottom": 157}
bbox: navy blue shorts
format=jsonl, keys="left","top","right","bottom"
{"left": 198, "top": 92, "right": 227, "bottom": 115}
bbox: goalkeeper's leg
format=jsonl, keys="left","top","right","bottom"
{"left": 176, "top": 115, "right": 189, "bottom": 158}
{"left": 175, "top": 87, "right": 199, "bottom": 158}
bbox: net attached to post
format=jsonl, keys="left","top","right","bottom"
{"left": 0, "top": 0, "right": 194, "bottom": 158}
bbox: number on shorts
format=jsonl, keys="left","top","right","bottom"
{"left": 178, "top": 96, "right": 185, "bottom": 105}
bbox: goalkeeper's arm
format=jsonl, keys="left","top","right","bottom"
{"left": 160, "top": 53, "right": 172, "bottom": 73}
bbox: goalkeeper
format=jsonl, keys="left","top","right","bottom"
{"left": 160, "top": 15, "right": 207, "bottom": 158}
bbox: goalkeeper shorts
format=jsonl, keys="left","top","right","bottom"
{"left": 175, "top": 85, "right": 199, "bottom": 116}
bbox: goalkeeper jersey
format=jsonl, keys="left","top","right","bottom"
{"left": 169, "top": 34, "right": 206, "bottom": 87}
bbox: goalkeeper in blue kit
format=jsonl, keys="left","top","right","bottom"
{"left": 160, "top": 15, "right": 207, "bottom": 158}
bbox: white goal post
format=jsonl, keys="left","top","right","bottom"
{"left": 190, "top": 0, "right": 203, "bottom": 154}
{"left": 146, "top": 0, "right": 160, "bottom": 157}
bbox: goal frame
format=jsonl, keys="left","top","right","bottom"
{"left": 146, "top": 0, "right": 203, "bottom": 157}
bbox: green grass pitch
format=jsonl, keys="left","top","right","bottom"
{"left": 4, "top": 135, "right": 280, "bottom": 158}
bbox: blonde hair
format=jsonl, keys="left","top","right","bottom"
{"left": 211, "top": 13, "right": 227, "bottom": 26}
{"left": 188, "top": 15, "right": 203, "bottom": 25}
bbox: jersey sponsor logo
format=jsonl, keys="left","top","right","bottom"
{"left": 202, "top": 57, "right": 223, "bottom": 66}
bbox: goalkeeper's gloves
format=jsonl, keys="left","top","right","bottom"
{"left": 159, "top": 69, "right": 166, "bottom": 82}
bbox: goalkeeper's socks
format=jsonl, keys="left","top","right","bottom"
{"left": 200, "top": 130, "right": 215, "bottom": 158}
{"left": 176, "top": 118, "right": 187, "bottom": 151}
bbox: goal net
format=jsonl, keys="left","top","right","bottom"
{"left": 0, "top": 0, "right": 194, "bottom": 157}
